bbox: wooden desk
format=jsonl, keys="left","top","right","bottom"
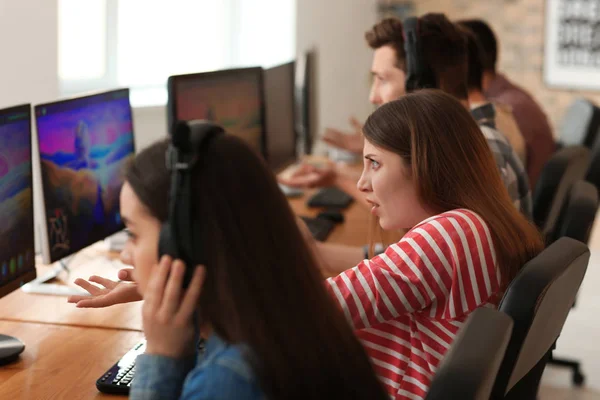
{"left": 0, "top": 252, "right": 141, "bottom": 331}
{"left": 283, "top": 160, "right": 402, "bottom": 248}
{"left": 278, "top": 159, "right": 372, "bottom": 246}
{"left": 0, "top": 169, "right": 389, "bottom": 399}
{"left": 287, "top": 188, "right": 372, "bottom": 247}
{"left": 0, "top": 320, "right": 143, "bottom": 399}
{"left": 288, "top": 188, "right": 402, "bottom": 249}
{"left": 0, "top": 188, "right": 375, "bottom": 330}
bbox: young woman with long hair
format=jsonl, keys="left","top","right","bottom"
{"left": 301, "top": 89, "right": 544, "bottom": 399}
{"left": 72, "top": 130, "right": 388, "bottom": 399}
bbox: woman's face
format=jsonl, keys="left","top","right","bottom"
{"left": 357, "top": 140, "right": 433, "bottom": 231}
{"left": 119, "top": 182, "right": 161, "bottom": 296}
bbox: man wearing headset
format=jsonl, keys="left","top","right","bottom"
{"left": 280, "top": 13, "right": 531, "bottom": 220}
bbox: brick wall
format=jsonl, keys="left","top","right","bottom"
{"left": 383, "top": 0, "right": 600, "bottom": 138}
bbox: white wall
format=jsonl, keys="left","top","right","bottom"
{"left": 0, "top": 0, "right": 59, "bottom": 108}
{"left": 296, "top": 0, "right": 377, "bottom": 153}
{"left": 131, "top": 106, "right": 168, "bottom": 151}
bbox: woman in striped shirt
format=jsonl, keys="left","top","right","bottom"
{"left": 303, "top": 90, "right": 544, "bottom": 399}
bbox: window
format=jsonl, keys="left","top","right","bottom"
{"left": 235, "top": 0, "right": 297, "bottom": 68}
{"left": 58, "top": 0, "right": 296, "bottom": 107}
{"left": 58, "top": 0, "right": 107, "bottom": 81}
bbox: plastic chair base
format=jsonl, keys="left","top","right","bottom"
{"left": 548, "top": 355, "right": 585, "bottom": 386}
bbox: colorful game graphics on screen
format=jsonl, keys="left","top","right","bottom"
{"left": 0, "top": 106, "right": 35, "bottom": 283}
{"left": 171, "top": 69, "right": 264, "bottom": 156}
{"left": 36, "top": 90, "right": 135, "bottom": 262}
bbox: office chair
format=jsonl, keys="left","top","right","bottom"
{"left": 585, "top": 134, "right": 600, "bottom": 192}
{"left": 550, "top": 180, "right": 598, "bottom": 245}
{"left": 558, "top": 98, "right": 600, "bottom": 148}
{"left": 545, "top": 180, "right": 598, "bottom": 385}
{"left": 490, "top": 237, "right": 590, "bottom": 399}
{"left": 426, "top": 308, "right": 513, "bottom": 400}
{"left": 531, "top": 146, "right": 589, "bottom": 241}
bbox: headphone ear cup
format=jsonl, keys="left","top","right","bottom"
{"left": 158, "top": 222, "right": 178, "bottom": 260}
{"left": 403, "top": 17, "right": 436, "bottom": 92}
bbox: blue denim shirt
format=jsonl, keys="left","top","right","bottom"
{"left": 130, "top": 335, "right": 264, "bottom": 400}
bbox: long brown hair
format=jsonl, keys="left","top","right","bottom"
{"left": 126, "top": 135, "right": 388, "bottom": 399}
{"left": 363, "top": 89, "right": 543, "bottom": 287}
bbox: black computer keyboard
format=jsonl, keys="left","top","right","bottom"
{"left": 96, "top": 340, "right": 146, "bottom": 395}
{"left": 97, "top": 338, "right": 207, "bottom": 395}
{"left": 307, "top": 187, "right": 353, "bottom": 209}
{"left": 301, "top": 216, "right": 335, "bottom": 242}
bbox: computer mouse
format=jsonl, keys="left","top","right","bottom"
{"left": 317, "top": 209, "right": 344, "bottom": 224}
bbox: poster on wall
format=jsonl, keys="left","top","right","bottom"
{"left": 544, "top": 0, "right": 600, "bottom": 90}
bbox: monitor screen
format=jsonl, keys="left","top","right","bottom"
{"left": 35, "top": 89, "right": 135, "bottom": 263}
{"left": 168, "top": 68, "right": 265, "bottom": 157}
{"left": 264, "top": 61, "right": 296, "bottom": 171}
{"left": 0, "top": 104, "right": 36, "bottom": 298}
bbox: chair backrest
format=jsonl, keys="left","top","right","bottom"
{"left": 550, "top": 180, "right": 598, "bottom": 245}
{"left": 426, "top": 307, "right": 513, "bottom": 400}
{"left": 559, "top": 98, "right": 600, "bottom": 148}
{"left": 532, "top": 146, "right": 589, "bottom": 237}
{"left": 491, "top": 237, "right": 590, "bottom": 399}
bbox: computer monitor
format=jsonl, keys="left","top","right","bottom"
{"left": 295, "top": 51, "right": 315, "bottom": 155}
{"left": 264, "top": 61, "right": 297, "bottom": 171}
{"left": 34, "top": 89, "right": 135, "bottom": 264}
{"left": 0, "top": 104, "right": 36, "bottom": 364}
{"left": 167, "top": 67, "right": 266, "bottom": 158}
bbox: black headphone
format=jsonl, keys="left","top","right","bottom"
{"left": 158, "top": 120, "right": 224, "bottom": 288}
{"left": 403, "top": 17, "right": 437, "bottom": 92}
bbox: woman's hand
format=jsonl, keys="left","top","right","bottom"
{"left": 143, "top": 256, "right": 205, "bottom": 359}
{"left": 67, "top": 268, "right": 142, "bottom": 307}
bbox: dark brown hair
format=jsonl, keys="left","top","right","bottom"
{"left": 459, "top": 25, "right": 485, "bottom": 91}
{"left": 363, "top": 90, "right": 543, "bottom": 288}
{"left": 457, "top": 19, "right": 498, "bottom": 72}
{"left": 126, "top": 135, "right": 388, "bottom": 400}
{"left": 365, "top": 13, "right": 469, "bottom": 99}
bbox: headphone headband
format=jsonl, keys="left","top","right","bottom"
{"left": 168, "top": 120, "right": 225, "bottom": 168}
{"left": 159, "top": 120, "right": 225, "bottom": 287}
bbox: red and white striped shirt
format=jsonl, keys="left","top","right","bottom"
{"left": 326, "top": 209, "right": 502, "bottom": 400}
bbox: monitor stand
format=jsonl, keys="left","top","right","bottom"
{"left": 0, "top": 334, "right": 25, "bottom": 365}
{"left": 104, "top": 230, "right": 128, "bottom": 252}
{"left": 20, "top": 255, "right": 90, "bottom": 297}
